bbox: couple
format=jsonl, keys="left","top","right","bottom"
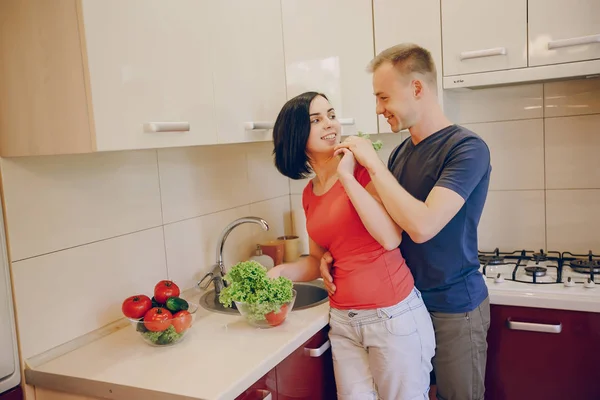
{"left": 267, "top": 43, "right": 492, "bottom": 400}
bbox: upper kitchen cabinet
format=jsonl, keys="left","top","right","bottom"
{"left": 281, "top": 0, "right": 377, "bottom": 136}
{"left": 0, "top": 0, "right": 217, "bottom": 157}
{"left": 210, "top": 1, "right": 287, "bottom": 144}
{"left": 528, "top": 0, "right": 600, "bottom": 67}
{"left": 373, "top": 0, "right": 443, "bottom": 133}
{"left": 441, "top": 0, "right": 527, "bottom": 76}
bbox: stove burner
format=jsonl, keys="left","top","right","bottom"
{"left": 569, "top": 259, "right": 600, "bottom": 274}
{"left": 480, "top": 255, "right": 505, "bottom": 265}
{"left": 531, "top": 251, "right": 548, "bottom": 262}
{"left": 525, "top": 266, "right": 547, "bottom": 277}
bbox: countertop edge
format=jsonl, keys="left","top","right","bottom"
{"left": 25, "top": 369, "right": 204, "bottom": 400}
{"left": 489, "top": 289, "right": 600, "bottom": 313}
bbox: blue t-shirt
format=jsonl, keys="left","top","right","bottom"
{"left": 388, "top": 124, "right": 490, "bottom": 313}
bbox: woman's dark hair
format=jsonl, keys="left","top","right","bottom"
{"left": 273, "top": 91, "right": 327, "bottom": 180}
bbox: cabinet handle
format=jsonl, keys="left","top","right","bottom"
{"left": 548, "top": 34, "right": 600, "bottom": 50}
{"left": 143, "top": 122, "right": 190, "bottom": 133}
{"left": 460, "top": 47, "right": 507, "bottom": 61}
{"left": 245, "top": 118, "right": 354, "bottom": 130}
{"left": 256, "top": 390, "right": 272, "bottom": 400}
{"left": 507, "top": 319, "right": 562, "bottom": 334}
{"left": 244, "top": 121, "right": 274, "bottom": 130}
{"left": 304, "top": 339, "right": 331, "bottom": 357}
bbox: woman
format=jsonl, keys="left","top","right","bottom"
{"left": 268, "top": 91, "right": 436, "bottom": 400}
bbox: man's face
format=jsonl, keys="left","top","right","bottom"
{"left": 372, "top": 62, "right": 417, "bottom": 133}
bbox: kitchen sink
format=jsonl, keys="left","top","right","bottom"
{"left": 199, "top": 281, "right": 329, "bottom": 315}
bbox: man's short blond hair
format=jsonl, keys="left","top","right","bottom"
{"left": 368, "top": 43, "right": 437, "bottom": 90}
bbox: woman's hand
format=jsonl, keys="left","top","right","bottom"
{"left": 266, "top": 265, "right": 283, "bottom": 279}
{"left": 336, "top": 148, "right": 356, "bottom": 181}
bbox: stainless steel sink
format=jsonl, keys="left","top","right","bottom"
{"left": 199, "top": 281, "right": 329, "bottom": 315}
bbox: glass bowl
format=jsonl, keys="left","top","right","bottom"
{"left": 234, "top": 289, "right": 297, "bottom": 329}
{"left": 127, "top": 302, "right": 198, "bottom": 346}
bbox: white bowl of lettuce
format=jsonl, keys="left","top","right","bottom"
{"left": 219, "top": 261, "right": 296, "bottom": 328}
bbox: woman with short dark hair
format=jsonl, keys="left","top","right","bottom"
{"left": 268, "top": 91, "right": 436, "bottom": 400}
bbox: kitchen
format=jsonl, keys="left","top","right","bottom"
{"left": 0, "top": 0, "right": 599, "bottom": 399}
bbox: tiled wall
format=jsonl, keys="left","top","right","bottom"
{"left": 0, "top": 142, "right": 292, "bottom": 359}
{"left": 445, "top": 77, "right": 600, "bottom": 253}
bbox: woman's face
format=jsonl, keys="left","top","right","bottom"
{"left": 305, "top": 95, "right": 341, "bottom": 158}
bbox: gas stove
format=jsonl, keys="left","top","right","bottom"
{"left": 478, "top": 249, "right": 599, "bottom": 288}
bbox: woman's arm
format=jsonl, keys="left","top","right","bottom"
{"left": 340, "top": 176, "right": 403, "bottom": 250}
{"left": 267, "top": 237, "right": 326, "bottom": 281}
{"left": 336, "top": 149, "right": 402, "bottom": 250}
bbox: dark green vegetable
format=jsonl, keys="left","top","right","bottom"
{"left": 166, "top": 297, "right": 189, "bottom": 312}
{"left": 151, "top": 296, "right": 162, "bottom": 308}
{"left": 135, "top": 318, "right": 148, "bottom": 333}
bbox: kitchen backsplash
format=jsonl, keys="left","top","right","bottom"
{"left": 0, "top": 142, "right": 295, "bottom": 359}
{"left": 444, "top": 77, "right": 600, "bottom": 253}
{"left": 1, "top": 77, "right": 598, "bottom": 361}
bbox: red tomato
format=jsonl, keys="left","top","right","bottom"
{"left": 172, "top": 310, "right": 192, "bottom": 333}
{"left": 121, "top": 295, "right": 152, "bottom": 319}
{"left": 265, "top": 304, "right": 289, "bottom": 327}
{"left": 143, "top": 307, "right": 173, "bottom": 332}
{"left": 154, "top": 280, "right": 180, "bottom": 304}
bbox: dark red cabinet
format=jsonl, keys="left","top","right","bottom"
{"left": 235, "top": 327, "right": 337, "bottom": 400}
{"left": 485, "top": 304, "right": 600, "bottom": 400}
{"left": 0, "top": 386, "right": 22, "bottom": 400}
{"left": 276, "top": 326, "right": 336, "bottom": 400}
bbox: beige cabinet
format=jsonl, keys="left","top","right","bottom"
{"left": 281, "top": 0, "right": 377, "bottom": 136}
{"left": 441, "top": 0, "right": 527, "bottom": 76}
{"left": 0, "top": 0, "right": 218, "bottom": 157}
{"left": 528, "top": 0, "right": 600, "bottom": 67}
{"left": 373, "top": 0, "right": 443, "bottom": 133}
{"left": 211, "top": 0, "right": 287, "bottom": 144}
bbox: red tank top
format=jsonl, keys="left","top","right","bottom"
{"left": 302, "top": 165, "right": 414, "bottom": 309}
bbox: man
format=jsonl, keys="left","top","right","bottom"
{"left": 322, "top": 43, "right": 492, "bottom": 400}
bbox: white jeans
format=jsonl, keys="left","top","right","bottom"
{"left": 329, "top": 288, "right": 436, "bottom": 400}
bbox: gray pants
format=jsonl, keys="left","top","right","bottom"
{"left": 430, "top": 296, "right": 491, "bottom": 400}
{"left": 329, "top": 288, "right": 436, "bottom": 400}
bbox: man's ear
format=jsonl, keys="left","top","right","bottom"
{"left": 412, "top": 79, "right": 424, "bottom": 98}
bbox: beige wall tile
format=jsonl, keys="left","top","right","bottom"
{"left": 246, "top": 142, "right": 289, "bottom": 203}
{"left": 158, "top": 144, "right": 249, "bottom": 224}
{"left": 248, "top": 196, "right": 293, "bottom": 245}
{"left": 545, "top": 114, "right": 600, "bottom": 189}
{"left": 478, "top": 191, "right": 546, "bottom": 251}
{"left": 546, "top": 190, "right": 600, "bottom": 253}
{"left": 0, "top": 151, "right": 162, "bottom": 261}
{"left": 12, "top": 228, "right": 167, "bottom": 359}
{"left": 465, "top": 120, "right": 545, "bottom": 191}
{"left": 164, "top": 206, "right": 252, "bottom": 291}
{"left": 544, "top": 77, "right": 600, "bottom": 118}
{"left": 445, "top": 84, "right": 543, "bottom": 124}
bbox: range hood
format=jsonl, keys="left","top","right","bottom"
{"left": 443, "top": 58, "right": 600, "bottom": 90}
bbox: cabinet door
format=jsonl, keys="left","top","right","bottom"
{"left": 485, "top": 305, "right": 600, "bottom": 400}
{"left": 528, "top": 0, "right": 600, "bottom": 67}
{"left": 276, "top": 327, "right": 336, "bottom": 400}
{"left": 281, "top": 0, "right": 376, "bottom": 136}
{"left": 441, "top": 0, "right": 527, "bottom": 76}
{"left": 80, "top": 0, "right": 217, "bottom": 151}
{"left": 0, "top": 386, "right": 22, "bottom": 400}
{"left": 211, "top": 0, "right": 287, "bottom": 144}
{"left": 235, "top": 368, "right": 278, "bottom": 400}
{"left": 373, "top": 0, "right": 443, "bottom": 133}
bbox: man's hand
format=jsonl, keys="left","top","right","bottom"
{"left": 266, "top": 265, "right": 282, "bottom": 279}
{"left": 335, "top": 135, "right": 381, "bottom": 172}
{"left": 320, "top": 252, "right": 336, "bottom": 295}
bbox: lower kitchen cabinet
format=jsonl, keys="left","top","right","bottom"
{"left": 485, "top": 304, "right": 600, "bottom": 400}
{"left": 0, "top": 386, "right": 22, "bottom": 400}
{"left": 236, "top": 326, "right": 337, "bottom": 400}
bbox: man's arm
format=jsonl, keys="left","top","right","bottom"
{"left": 371, "top": 137, "right": 490, "bottom": 243}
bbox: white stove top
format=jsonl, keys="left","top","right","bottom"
{"left": 477, "top": 249, "right": 600, "bottom": 312}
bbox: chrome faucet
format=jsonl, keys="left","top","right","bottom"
{"left": 197, "top": 216, "right": 269, "bottom": 296}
